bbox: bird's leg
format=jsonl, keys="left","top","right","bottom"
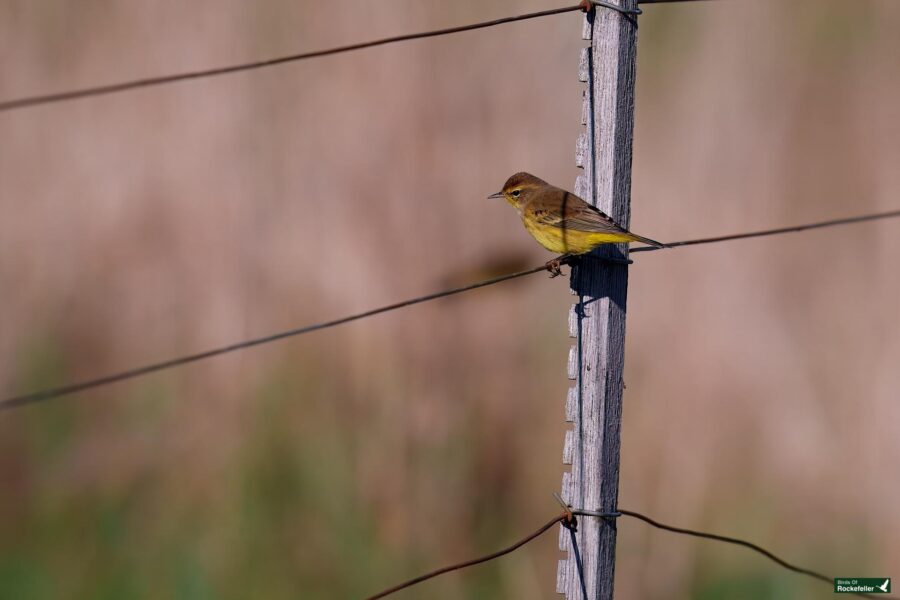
{"left": 545, "top": 258, "right": 562, "bottom": 277}
{"left": 545, "top": 254, "right": 572, "bottom": 278}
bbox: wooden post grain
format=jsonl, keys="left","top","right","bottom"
{"left": 557, "top": 2, "right": 638, "bottom": 599}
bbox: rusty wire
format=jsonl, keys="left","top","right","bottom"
{"left": 0, "top": 263, "right": 550, "bottom": 410}
{"left": 0, "top": 0, "right": 724, "bottom": 113}
{"left": 364, "top": 512, "right": 570, "bottom": 600}
{"left": 632, "top": 209, "right": 900, "bottom": 253}
{"left": 0, "top": 5, "right": 584, "bottom": 113}
{"left": 2, "top": 207, "right": 899, "bottom": 410}
{"left": 365, "top": 507, "right": 879, "bottom": 599}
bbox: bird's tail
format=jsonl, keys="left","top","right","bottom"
{"left": 627, "top": 233, "right": 668, "bottom": 248}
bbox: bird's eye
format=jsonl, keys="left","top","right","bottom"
{"left": 511, "top": 189, "right": 521, "bottom": 197}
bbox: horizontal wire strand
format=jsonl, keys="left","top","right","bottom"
{"left": 633, "top": 208, "right": 900, "bottom": 253}
{"left": 2, "top": 207, "right": 898, "bottom": 410}
{"left": 0, "top": 0, "right": 723, "bottom": 113}
{"left": 0, "top": 264, "right": 549, "bottom": 410}
{"left": 366, "top": 507, "right": 878, "bottom": 600}
{"left": 615, "top": 509, "right": 877, "bottom": 599}
{"left": 616, "top": 510, "right": 830, "bottom": 591}
{"left": 0, "top": 5, "right": 582, "bottom": 113}
{"left": 364, "top": 513, "right": 568, "bottom": 600}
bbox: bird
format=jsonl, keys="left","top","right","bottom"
{"left": 489, "top": 172, "right": 665, "bottom": 275}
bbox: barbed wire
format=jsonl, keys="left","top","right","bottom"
{"left": 365, "top": 506, "right": 879, "bottom": 600}
{"left": 0, "top": 0, "right": 722, "bottom": 114}
{"left": 0, "top": 263, "right": 549, "bottom": 410}
{"left": 614, "top": 509, "right": 853, "bottom": 592}
{"left": 365, "top": 512, "right": 571, "bottom": 600}
{"left": 2, "top": 207, "right": 899, "bottom": 411}
{"left": 632, "top": 208, "right": 900, "bottom": 253}
{"left": 0, "top": 5, "right": 584, "bottom": 113}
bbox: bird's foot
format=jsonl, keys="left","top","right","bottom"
{"left": 545, "top": 258, "right": 563, "bottom": 278}
{"left": 545, "top": 255, "right": 571, "bottom": 278}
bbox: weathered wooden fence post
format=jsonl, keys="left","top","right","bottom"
{"left": 557, "top": 1, "right": 639, "bottom": 598}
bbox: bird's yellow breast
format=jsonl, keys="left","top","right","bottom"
{"left": 522, "top": 217, "right": 634, "bottom": 254}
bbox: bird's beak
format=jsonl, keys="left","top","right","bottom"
{"left": 487, "top": 192, "right": 504, "bottom": 199}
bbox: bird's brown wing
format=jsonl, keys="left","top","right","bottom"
{"left": 528, "top": 189, "right": 629, "bottom": 234}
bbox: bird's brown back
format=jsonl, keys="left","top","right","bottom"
{"left": 523, "top": 185, "right": 627, "bottom": 235}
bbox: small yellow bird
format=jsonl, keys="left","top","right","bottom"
{"left": 489, "top": 172, "right": 665, "bottom": 265}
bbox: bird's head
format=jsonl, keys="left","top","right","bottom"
{"left": 488, "top": 172, "right": 548, "bottom": 208}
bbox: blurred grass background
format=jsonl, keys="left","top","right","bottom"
{"left": 1, "top": 0, "right": 898, "bottom": 598}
